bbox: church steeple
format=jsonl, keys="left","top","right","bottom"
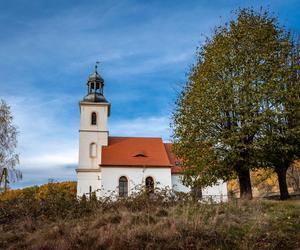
{"left": 82, "top": 63, "right": 108, "bottom": 103}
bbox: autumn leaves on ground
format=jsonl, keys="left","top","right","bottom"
{"left": 0, "top": 182, "right": 299, "bottom": 250}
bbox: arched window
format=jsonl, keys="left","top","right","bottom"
{"left": 145, "top": 176, "right": 154, "bottom": 194}
{"left": 91, "top": 112, "right": 97, "bottom": 125}
{"left": 90, "top": 143, "right": 97, "bottom": 158}
{"left": 119, "top": 176, "right": 128, "bottom": 197}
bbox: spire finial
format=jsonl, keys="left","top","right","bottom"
{"left": 95, "top": 61, "right": 100, "bottom": 73}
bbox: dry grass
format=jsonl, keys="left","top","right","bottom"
{"left": 0, "top": 182, "right": 299, "bottom": 250}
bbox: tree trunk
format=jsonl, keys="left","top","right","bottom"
{"left": 238, "top": 168, "right": 253, "bottom": 200}
{"left": 192, "top": 187, "right": 202, "bottom": 200}
{"left": 0, "top": 168, "right": 8, "bottom": 192}
{"left": 288, "top": 165, "right": 300, "bottom": 193}
{"left": 276, "top": 167, "right": 290, "bottom": 200}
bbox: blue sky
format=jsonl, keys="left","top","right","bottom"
{"left": 1, "top": 0, "right": 299, "bottom": 189}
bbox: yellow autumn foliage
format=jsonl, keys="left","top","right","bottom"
{"left": 228, "top": 162, "right": 300, "bottom": 197}
{"left": 0, "top": 181, "right": 76, "bottom": 201}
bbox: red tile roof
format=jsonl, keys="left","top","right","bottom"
{"left": 164, "top": 143, "right": 182, "bottom": 174}
{"left": 101, "top": 137, "right": 173, "bottom": 167}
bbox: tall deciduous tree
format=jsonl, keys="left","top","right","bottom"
{"left": 172, "top": 9, "right": 298, "bottom": 199}
{"left": 257, "top": 37, "right": 300, "bottom": 200}
{"left": 0, "top": 99, "right": 21, "bottom": 191}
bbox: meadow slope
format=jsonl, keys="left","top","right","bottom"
{"left": 0, "top": 182, "right": 299, "bottom": 250}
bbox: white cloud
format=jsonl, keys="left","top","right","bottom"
{"left": 2, "top": 94, "right": 78, "bottom": 168}
{"left": 105, "top": 50, "right": 193, "bottom": 77}
{"left": 0, "top": 0, "right": 221, "bottom": 80}
{"left": 110, "top": 116, "right": 172, "bottom": 141}
{"left": 10, "top": 164, "right": 77, "bottom": 189}
{"left": 21, "top": 149, "right": 78, "bottom": 169}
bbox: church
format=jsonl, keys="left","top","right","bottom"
{"left": 76, "top": 67, "right": 228, "bottom": 200}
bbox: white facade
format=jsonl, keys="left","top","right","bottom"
{"left": 172, "top": 174, "right": 228, "bottom": 201}
{"left": 77, "top": 171, "right": 101, "bottom": 197}
{"left": 100, "top": 167, "right": 172, "bottom": 197}
{"left": 202, "top": 181, "right": 228, "bottom": 197}
{"left": 202, "top": 181, "right": 228, "bottom": 202}
{"left": 172, "top": 174, "right": 191, "bottom": 193}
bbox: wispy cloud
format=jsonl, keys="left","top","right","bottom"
{"left": 111, "top": 116, "right": 171, "bottom": 141}
{"left": 10, "top": 164, "right": 77, "bottom": 189}
{"left": 3, "top": 93, "right": 78, "bottom": 165}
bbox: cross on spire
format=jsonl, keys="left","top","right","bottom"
{"left": 95, "top": 61, "right": 100, "bottom": 73}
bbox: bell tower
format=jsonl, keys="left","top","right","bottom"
{"left": 76, "top": 64, "right": 110, "bottom": 197}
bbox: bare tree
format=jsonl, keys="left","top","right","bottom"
{"left": 0, "top": 99, "right": 21, "bottom": 191}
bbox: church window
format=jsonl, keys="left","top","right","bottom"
{"left": 119, "top": 176, "right": 128, "bottom": 197}
{"left": 91, "top": 112, "right": 97, "bottom": 125}
{"left": 90, "top": 143, "right": 97, "bottom": 158}
{"left": 145, "top": 176, "right": 154, "bottom": 194}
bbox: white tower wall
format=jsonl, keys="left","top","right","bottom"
{"left": 78, "top": 103, "right": 109, "bottom": 169}
{"left": 80, "top": 104, "right": 109, "bottom": 131}
{"left": 76, "top": 171, "right": 101, "bottom": 197}
{"left": 77, "top": 102, "right": 110, "bottom": 197}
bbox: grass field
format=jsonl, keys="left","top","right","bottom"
{"left": 0, "top": 182, "right": 299, "bottom": 249}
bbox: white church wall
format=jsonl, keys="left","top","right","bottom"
{"left": 78, "top": 132, "right": 108, "bottom": 169}
{"left": 202, "top": 181, "right": 228, "bottom": 202}
{"left": 171, "top": 174, "right": 191, "bottom": 193}
{"left": 171, "top": 174, "right": 228, "bottom": 202}
{"left": 77, "top": 171, "right": 101, "bottom": 197}
{"left": 100, "top": 167, "right": 172, "bottom": 197}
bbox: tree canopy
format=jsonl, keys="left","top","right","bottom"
{"left": 172, "top": 8, "right": 300, "bottom": 199}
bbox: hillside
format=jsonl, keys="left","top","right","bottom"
{"left": 0, "top": 182, "right": 299, "bottom": 249}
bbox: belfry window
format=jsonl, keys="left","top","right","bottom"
{"left": 90, "top": 143, "right": 97, "bottom": 158}
{"left": 91, "top": 112, "right": 97, "bottom": 125}
{"left": 119, "top": 176, "right": 128, "bottom": 197}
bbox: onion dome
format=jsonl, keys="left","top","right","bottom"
{"left": 82, "top": 64, "right": 108, "bottom": 103}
